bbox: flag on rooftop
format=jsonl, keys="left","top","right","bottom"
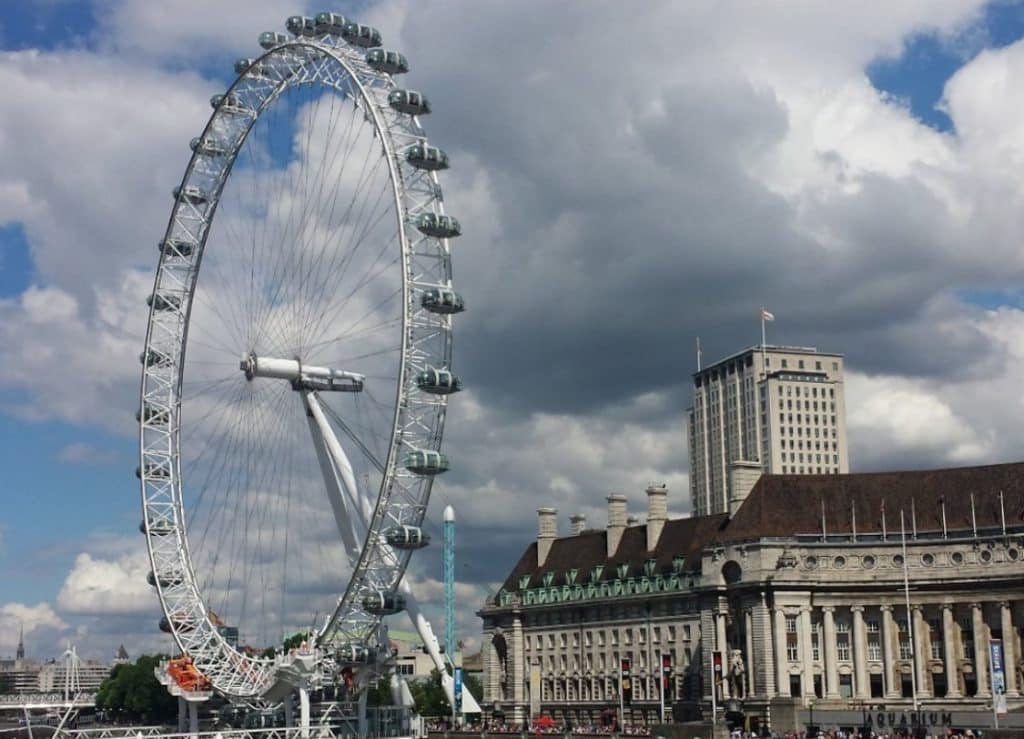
{"left": 761, "top": 307, "right": 775, "bottom": 321}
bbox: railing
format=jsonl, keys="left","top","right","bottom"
{"left": 0, "top": 693, "right": 97, "bottom": 709}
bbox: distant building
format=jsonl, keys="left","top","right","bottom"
{"left": 479, "top": 464, "right": 1024, "bottom": 732}
{"left": 0, "top": 632, "right": 116, "bottom": 695}
{"left": 687, "top": 344, "right": 849, "bottom": 517}
{"left": 389, "top": 629, "right": 439, "bottom": 681}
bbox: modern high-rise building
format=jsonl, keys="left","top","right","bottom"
{"left": 687, "top": 344, "right": 849, "bottom": 517}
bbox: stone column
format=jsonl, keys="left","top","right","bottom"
{"left": 801, "top": 606, "right": 815, "bottom": 697}
{"left": 942, "top": 604, "right": 961, "bottom": 698}
{"left": 881, "top": 605, "right": 899, "bottom": 698}
{"left": 758, "top": 592, "right": 777, "bottom": 697}
{"left": 973, "top": 603, "right": 990, "bottom": 697}
{"left": 716, "top": 610, "right": 730, "bottom": 699}
{"left": 912, "top": 605, "right": 931, "bottom": 698}
{"left": 774, "top": 607, "right": 789, "bottom": 697}
{"left": 745, "top": 608, "right": 755, "bottom": 698}
{"left": 852, "top": 606, "right": 870, "bottom": 699}
{"left": 822, "top": 607, "right": 839, "bottom": 699}
{"left": 1002, "top": 601, "right": 1019, "bottom": 697}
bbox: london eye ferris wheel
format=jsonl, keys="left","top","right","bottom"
{"left": 137, "top": 12, "right": 463, "bottom": 701}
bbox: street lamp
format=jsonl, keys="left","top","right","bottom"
{"left": 808, "top": 699, "right": 816, "bottom": 737}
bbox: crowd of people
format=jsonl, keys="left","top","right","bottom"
{"left": 424, "top": 719, "right": 652, "bottom": 736}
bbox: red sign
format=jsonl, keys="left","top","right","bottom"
{"left": 620, "top": 657, "right": 632, "bottom": 706}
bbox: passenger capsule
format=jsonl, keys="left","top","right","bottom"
{"left": 286, "top": 15, "right": 317, "bottom": 37}
{"left": 342, "top": 22, "right": 382, "bottom": 48}
{"left": 416, "top": 367, "right": 461, "bottom": 395}
{"left": 190, "top": 137, "right": 228, "bottom": 157}
{"left": 403, "top": 450, "right": 449, "bottom": 475}
{"left": 314, "top": 12, "right": 347, "bottom": 35}
{"left": 140, "top": 516, "right": 174, "bottom": 536}
{"left": 361, "top": 591, "right": 406, "bottom": 616}
{"left": 159, "top": 613, "right": 195, "bottom": 634}
{"left": 335, "top": 642, "right": 376, "bottom": 664}
{"left": 384, "top": 525, "right": 430, "bottom": 550}
{"left": 420, "top": 288, "right": 465, "bottom": 315}
{"left": 147, "top": 293, "right": 181, "bottom": 312}
{"left": 260, "top": 31, "right": 288, "bottom": 49}
{"left": 173, "top": 185, "right": 208, "bottom": 205}
{"left": 159, "top": 238, "right": 195, "bottom": 258}
{"left": 140, "top": 349, "right": 173, "bottom": 368}
{"left": 234, "top": 58, "right": 255, "bottom": 74}
{"left": 136, "top": 403, "right": 169, "bottom": 425}
{"left": 210, "top": 93, "right": 249, "bottom": 116}
{"left": 405, "top": 144, "right": 449, "bottom": 171}
{"left": 415, "top": 212, "right": 461, "bottom": 239}
{"left": 388, "top": 89, "right": 431, "bottom": 116}
{"left": 147, "top": 570, "right": 183, "bottom": 588}
{"left": 365, "top": 49, "right": 408, "bottom": 75}
{"left": 136, "top": 462, "right": 171, "bottom": 479}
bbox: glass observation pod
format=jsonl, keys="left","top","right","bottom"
{"left": 405, "top": 144, "right": 449, "bottom": 171}
{"left": 336, "top": 642, "right": 376, "bottom": 664}
{"left": 420, "top": 287, "right": 465, "bottom": 315}
{"left": 172, "top": 185, "right": 208, "bottom": 205}
{"left": 314, "top": 12, "right": 347, "bottom": 35}
{"left": 234, "top": 58, "right": 274, "bottom": 80}
{"left": 342, "top": 22, "right": 382, "bottom": 48}
{"left": 366, "top": 49, "right": 409, "bottom": 75}
{"left": 190, "top": 137, "right": 228, "bottom": 157}
{"left": 286, "top": 15, "right": 317, "bottom": 37}
{"left": 388, "top": 89, "right": 431, "bottom": 116}
{"left": 210, "top": 93, "right": 249, "bottom": 116}
{"left": 136, "top": 403, "right": 169, "bottom": 424}
{"left": 159, "top": 237, "right": 196, "bottom": 258}
{"left": 259, "top": 31, "right": 288, "bottom": 49}
{"left": 159, "top": 614, "right": 195, "bottom": 634}
{"left": 415, "top": 212, "right": 461, "bottom": 239}
{"left": 147, "top": 570, "right": 184, "bottom": 588}
{"left": 416, "top": 367, "right": 461, "bottom": 395}
{"left": 147, "top": 293, "right": 181, "bottom": 312}
{"left": 139, "top": 517, "right": 174, "bottom": 536}
{"left": 384, "top": 525, "right": 431, "bottom": 549}
{"left": 361, "top": 591, "right": 406, "bottom": 615}
{"left": 403, "top": 449, "right": 449, "bottom": 475}
{"left": 140, "top": 349, "right": 173, "bottom": 368}
{"left": 136, "top": 462, "right": 171, "bottom": 479}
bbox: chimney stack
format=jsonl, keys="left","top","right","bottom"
{"left": 646, "top": 483, "right": 668, "bottom": 551}
{"left": 570, "top": 513, "right": 587, "bottom": 536}
{"left": 537, "top": 507, "right": 558, "bottom": 567}
{"left": 606, "top": 494, "right": 627, "bottom": 558}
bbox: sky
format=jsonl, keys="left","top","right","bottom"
{"left": 4, "top": 0, "right": 1024, "bottom": 662}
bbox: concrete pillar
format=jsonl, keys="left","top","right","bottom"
{"left": 745, "top": 608, "right": 755, "bottom": 697}
{"left": 188, "top": 701, "right": 198, "bottom": 737}
{"left": 973, "top": 603, "right": 990, "bottom": 697}
{"left": 716, "top": 610, "right": 730, "bottom": 699}
{"left": 852, "top": 606, "right": 870, "bottom": 699}
{"left": 881, "top": 605, "right": 899, "bottom": 698}
{"left": 912, "top": 605, "right": 931, "bottom": 698}
{"left": 801, "top": 606, "right": 814, "bottom": 698}
{"left": 178, "top": 696, "right": 187, "bottom": 733}
{"left": 774, "top": 607, "right": 789, "bottom": 697}
{"left": 1002, "top": 601, "right": 1019, "bottom": 697}
{"left": 942, "top": 604, "right": 962, "bottom": 697}
{"left": 822, "top": 607, "right": 839, "bottom": 699}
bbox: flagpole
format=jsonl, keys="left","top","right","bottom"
{"left": 696, "top": 336, "right": 702, "bottom": 372}
{"left": 1000, "top": 490, "right": 1007, "bottom": 537}
{"left": 911, "top": 498, "right": 917, "bottom": 540}
{"left": 901, "top": 510, "right": 919, "bottom": 712}
{"left": 851, "top": 497, "right": 857, "bottom": 542}
{"left": 881, "top": 499, "right": 887, "bottom": 542}
{"left": 760, "top": 309, "right": 767, "bottom": 378}
{"left": 970, "top": 492, "right": 978, "bottom": 538}
{"left": 940, "top": 496, "right": 947, "bottom": 539}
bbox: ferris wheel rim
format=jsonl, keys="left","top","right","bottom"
{"left": 138, "top": 30, "right": 457, "bottom": 701}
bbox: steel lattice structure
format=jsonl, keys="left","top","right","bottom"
{"left": 138, "top": 14, "right": 462, "bottom": 702}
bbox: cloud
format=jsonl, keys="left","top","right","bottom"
{"left": 0, "top": 602, "right": 69, "bottom": 658}
{"left": 57, "top": 442, "right": 120, "bottom": 465}
{"left": 57, "top": 550, "right": 153, "bottom": 617}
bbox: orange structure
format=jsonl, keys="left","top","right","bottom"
{"left": 167, "top": 655, "right": 212, "bottom": 692}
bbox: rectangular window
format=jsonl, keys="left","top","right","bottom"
{"left": 836, "top": 632, "right": 851, "bottom": 661}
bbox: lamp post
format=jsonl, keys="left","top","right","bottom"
{"left": 808, "top": 699, "right": 815, "bottom": 737}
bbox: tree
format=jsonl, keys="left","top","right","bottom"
{"left": 408, "top": 669, "right": 450, "bottom": 717}
{"left": 96, "top": 655, "right": 177, "bottom": 723}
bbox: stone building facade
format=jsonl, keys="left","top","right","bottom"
{"left": 478, "top": 463, "right": 1024, "bottom": 730}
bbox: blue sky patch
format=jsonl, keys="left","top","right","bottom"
{"left": 868, "top": 1, "right": 1024, "bottom": 133}
{"left": 0, "top": 223, "right": 35, "bottom": 298}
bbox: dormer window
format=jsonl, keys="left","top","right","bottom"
{"left": 543, "top": 571, "right": 555, "bottom": 587}
{"left": 672, "top": 555, "right": 686, "bottom": 574}
{"left": 519, "top": 575, "right": 531, "bottom": 590}
{"left": 616, "top": 563, "right": 629, "bottom": 580}
{"left": 566, "top": 568, "right": 578, "bottom": 585}
{"left": 643, "top": 559, "right": 656, "bottom": 577}
{"left": 590, "top": 565, "right": 604, "bottom": 583}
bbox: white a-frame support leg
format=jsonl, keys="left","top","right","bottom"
{"left": 303, "top": 390, "right": 482, "bottom": 716}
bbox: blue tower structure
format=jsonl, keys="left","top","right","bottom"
{"left": 443, "top": 504, "right": 455, "bottom": 660}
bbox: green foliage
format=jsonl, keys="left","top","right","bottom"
{"left": 366, "top": 677, "right": 394, "bottom": 707}
{"left": 95, "top": 655, "right": 177, "bottom": 722}
{"left": 408, "top": 669, "right": 450, "bottom": 717}
{"left": 282, "top": 632, "right": 310, "bottom": 651}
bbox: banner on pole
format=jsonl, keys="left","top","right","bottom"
{"left": 454, "top": 667, "right": 464, "bottom": 715}
{"left": 529, "top": 667, "right": 541, "bottom": 718}
{"left": 990, "top": 641, "right": 1007, "bottom": 716}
